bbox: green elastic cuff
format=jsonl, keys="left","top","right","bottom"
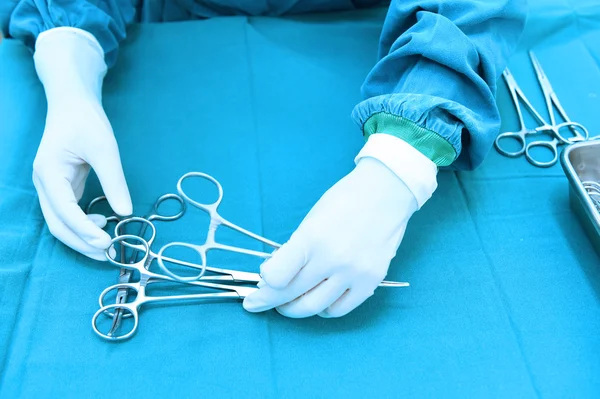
{"left": 362, "top": 112, "right": 457, "bottom": 166}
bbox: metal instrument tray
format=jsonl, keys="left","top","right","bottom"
{"left": 561, "top": 140, "right": 600, "bottom": 256}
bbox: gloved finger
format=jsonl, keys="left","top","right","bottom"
{"left": 87, "top": 213, "right": 108, "bottom": 229}
{"left": 243, "top": 265, "right": 327, "bottom": 313}
{"left": 35, "top": 184, "right": 108, "bottom": 261}
{"left": 86, "top": 142, "right": 132, "bottom": 216}
{"left": 36, "top": 174, "right": 112, "bottom": 249}
{"left": 260, "top": 239, "right": 307, "bottom": 289}
{"left": 275, "top": 277, "right": 349, "bottom": 318}
{"left": 318, "top": 287, "right": 374, "bottom": 318}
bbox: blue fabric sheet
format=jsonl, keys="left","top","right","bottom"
{"left": 1, "top": 2, "right": 600, "bottom": 397}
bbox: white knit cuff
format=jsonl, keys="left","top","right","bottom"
{"left": 36, "top": 27, "right": 104, "bottom": 59}
{"left": 355, "top": 133, "right": 438, "bottom": 209}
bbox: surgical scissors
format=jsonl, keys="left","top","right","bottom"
{"left": 88, "top": 194, "right": 186, "bottom": 335}
{"left": 92, "top": 173, "right": 410, "bottom": 340}
{"left": 94, "top": 231, "right": 408, "bottom": 341}
{"left": 92, "top": 234, "right": 260, "bottom": 341}
{"left": 156, "top": 172, "right": 410, "bottom": 288}
{"left": 494, "top": 52, "right": 589, "bottom": 167}
{"left": 156, "top": 172, "right": 280, "bottom": 281}
{"left": 86, "top": 193, "right": 186, "bottom": 237}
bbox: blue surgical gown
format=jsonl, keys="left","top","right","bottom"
{"left": 1, "top": 0, "right": 527, "bottom": 169}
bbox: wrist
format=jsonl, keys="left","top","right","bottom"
{"left": 353, "top": 157, "right": 418, "bottom": 219}
{"left": 34, "top": 28, "right": 107, "bottom": 102}
{"left": 355, "top": 133, "right": 438, "bottom": 209}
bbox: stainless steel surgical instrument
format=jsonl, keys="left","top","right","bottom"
{"left": 88, "top": 194, "right": 186, "bottom": 335}
{"left": 583, "top": 181, "right": 600, "bottom": 212}
{"left": 155, "top": 172, "right": 281, "bottom": 281}
{"left": 92, "top": 234, "right": 260, "bottom": 341}
{"left": 92, "top": 172, "right": 411, "bottom": 341}
{"left": 94, "top": 230, "right": 409, "bottom": 341}
{"left": 494, "top": 52, "right": 589, "bottom": 167}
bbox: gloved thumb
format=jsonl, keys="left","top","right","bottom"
{"left": 260, "top": 239, "right": 307, "bottom": 289}
{"left": 87, "top": 142, "right": 133, "bottom": 217}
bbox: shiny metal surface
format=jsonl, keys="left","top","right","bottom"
{"left": 495, "top": 52, "right": 590, "bottom": 167}
{"left": 561, "top": 140, "right": 600, "bottom": 256}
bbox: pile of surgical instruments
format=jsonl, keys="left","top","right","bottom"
{"left": 582, "top": 181, "right": 600, "bottom": 214}
{"left": 87, "top": 171, "right": 409, "bottom": 341}
{"left": 495, "top": 51, "right": 597, "bottom": 168}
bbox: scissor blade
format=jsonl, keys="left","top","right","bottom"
{"left": 109, "top": 221, "right": 144, "bottom": 332}
{"left": 114, "top": 270, "right": 134, "bottom": 303}
{"left": 202, "top": 265, "right": 261, "bottom": 284}
{"left": 529, "top": 51, "right": 549, "bottom": 85}
{"left": 379, "top": 280, "right": 410, "bottom": 288}
{"left": 195, "top": 273, "right": 408, "bottom": 288}
{"left": 529, "top": 51, "right": 574, "bottom": 125}
{"left": 503, "top": 68, "right": 534, "bottom": 106}
{"left": 502, "top": 68, "right": 518, "bottom": 88}
{"left": 503, "top": 67, "right": 548, "bottom": 126}
{"left": 188, "top": 281, "right": 258, "bottom": 298}
{"left": 107, "top": 307, "right": 125, "bottom": 337}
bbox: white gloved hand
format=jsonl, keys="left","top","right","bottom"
{"left": 32, "top": 28, "right": 132, "bottom": 260}
{"left": 242, "top": 162, "right": 412, "bottom": 317}
{"left": 243, "top": 134, "right": 438, "bottom": 318}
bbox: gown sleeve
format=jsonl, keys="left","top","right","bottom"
{"left": 3, "top": 0, "right": 137, "bottom": 68}
{"left": 352, "top": 0, "right": 528, "bottom": 169}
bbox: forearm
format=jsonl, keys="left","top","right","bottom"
{"left": 354, "top": 0, "right": 528, "bottom": 170}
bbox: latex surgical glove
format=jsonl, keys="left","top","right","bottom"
{"left": 32, "top": 28, "right": 132, "bottom": 261}
{"left": 243, "top": 134, "right": 438, "bottom": 318}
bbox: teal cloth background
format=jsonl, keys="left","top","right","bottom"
{"left": 1, "top": 2, "right": 600, "bottom": 397}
